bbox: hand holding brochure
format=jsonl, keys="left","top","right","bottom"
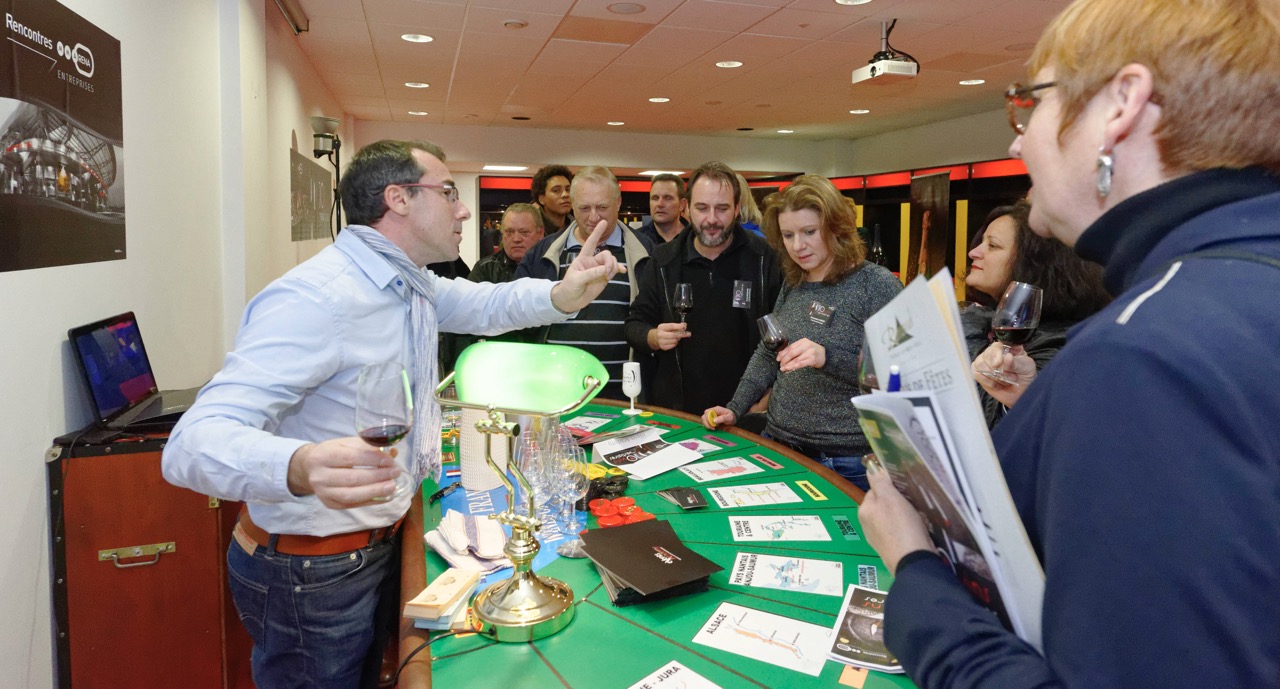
{"left": 859, "top": 270, "right": 1045, "bottom": 650}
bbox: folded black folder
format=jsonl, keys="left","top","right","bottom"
{"left": 581, "top": 519, "right": 723, "bottom": 606}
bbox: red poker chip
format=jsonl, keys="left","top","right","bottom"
{"left": 597, "top": 515, "right": 626, "bottom": 528}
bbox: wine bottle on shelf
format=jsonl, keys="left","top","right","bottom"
{"left": 869, "top": 224, "right": 888, "bottom": 268}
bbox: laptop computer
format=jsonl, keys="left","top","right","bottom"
{"left": 68, "top": 312, "right": 200, "bottom": 429}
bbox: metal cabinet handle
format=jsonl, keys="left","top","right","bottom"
{"left": 98, "top": 542, "right": 175, "bottom": 568}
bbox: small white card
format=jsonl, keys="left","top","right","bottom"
{"left": 729, "top": 515, "right": 831, "bottom": 542}
{"left": 562, "top": 415, "right": 612, "bottom": 435}
{"left": 625, "top": 660, "right": 722, "bottom": 689}
{"left": 708, "top": 482, "right": 802, "bottom": 508}
{"left": 729, "top": 552, "right": 845, "bottom": 597}
{"left": 692, "top": 602, "right": 829, "bottom": 677}
{"left": 679, "top": 457, "right": 764, "bottom": 483}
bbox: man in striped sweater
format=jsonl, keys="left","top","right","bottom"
{"left": 516, "top": 165, "right": 653, "bottom": 399}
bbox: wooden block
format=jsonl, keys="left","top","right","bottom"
{"left": 403, "top": 568, "right": 479, "bottom": 620}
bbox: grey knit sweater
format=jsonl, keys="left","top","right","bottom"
{"left": 726, "top": 263, "right": 903, "bottom": 455}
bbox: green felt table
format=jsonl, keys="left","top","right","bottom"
{"left": 400, "top": 400, "right": 917, "bottom": 689}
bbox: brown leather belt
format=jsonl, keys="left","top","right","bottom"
{"left": 236, "top": 505, "right": 405, "bottom": 557}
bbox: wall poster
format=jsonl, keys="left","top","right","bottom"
{"left": 905, "top": 172, "right": 950, "bottom": 283}
{"left": 0, "top": 1, "right": 123, "bottom": 272}
{"left": 290, "top": 148, "right": 333, "bottom": 242}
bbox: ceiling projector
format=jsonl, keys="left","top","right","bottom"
{"left": 852, "top": 58, "right": 918, "bottom": 85}
{"left": 852, "top": 19, "right": 919, "bottom": 85}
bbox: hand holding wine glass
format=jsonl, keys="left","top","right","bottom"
{"left": 673, "top": 283, "right": 693, "bottom": 324}
{"left": 355, "top": 362, "right": 415, "bottom": 500}
{"left": 978, "top": 281, "right": 1043, "bottom": 386}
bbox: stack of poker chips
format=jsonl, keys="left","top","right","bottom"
{"left": 589, "top": 497, "right": 655, "bottom": 528}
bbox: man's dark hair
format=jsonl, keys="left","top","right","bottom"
{"left": 687, "top": 161, "right": 740, "bottom": 206}
{"left": 340, "top": 139, "right": 446, "bottom": 226}
{"left": 530, "top": 165, "right": 573, "bottom": 203}
{"left": 650, "top": 173, "right": 686, "bottom": 198}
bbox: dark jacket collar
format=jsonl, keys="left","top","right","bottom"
{"left": 1074, "top": 167, "right": 1280, "bottom": 294}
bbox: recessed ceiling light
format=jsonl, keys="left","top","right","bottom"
{"left": 408, "top": 111, "right": 428, "bottom": 116}
{"left": 405, "top": 82, "right": 430, "bottom": 88}
{"left": 608, "top": 2, "right": 646, "bottom": 14}
{"left": 716, "top": 60, "right": 743, "bottom": 69}
{"left": 777, "top": 129, "right": 795, "bottom": 134}
{"left": 959, "top": 79, "right": 986, "bottom": 86}
{"left": 401, "top": 34, "right": 433, "bottom": 43}
{"left": 648, "top": 97, "right": 670, "bottom": 103}
{"left": 639, "top": 170, "right": 686, "bottom": 176}
{"left": 607, "top": 121, "right": 625, "bottom": 126}
{"left": 483, "top": 165, "right": 528, "bottom": 172}
{"left": 503, "top": 19, "right": 529, "bottom": 30}
{"left": 736, "top": 127, "right": 754, "bottom": 131}
{"left": 834, "top": 0, "right": 873, "bottom": 5}
{"left": 511, "top": 116, "right": 531, "bottom": 121}
{"left": 849, "top": 109, "right": 871, "bottom": 115}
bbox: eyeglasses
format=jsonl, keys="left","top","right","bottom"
{"left": 1005, "top": 81, "right": 1056, "bottom": 135}
{"left": 393, "top": 182, "right": 460, "bottom": 203}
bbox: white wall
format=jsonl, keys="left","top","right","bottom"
{"left": 259, "top": 0, "right": 346, "bottom": 297}
{"left": 0, "top": 1, "right": 226, "bottom": 687}
{"left": 832, "top": 108, "right": 1017, "bottom": 175}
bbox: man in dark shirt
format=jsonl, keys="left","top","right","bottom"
{"left": 625, "top": 161, "right": 782, "bottom": 414}
{"left": 637, "top": 173, "right": 689, "bottom": 246}
{"left": 470, "top": 203, "right": 543, "bottom": 284}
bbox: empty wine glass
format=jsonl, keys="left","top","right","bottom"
{"left": 757, "top": 314, "right": 788, "bottom": 354}
{"left": 673, "top": 283, "right": 693, "bottom": 324}
{"left": 979, "top": 281, "right": 1043, "bottom": 386}
{"left": 555, "top": 460, "right": 591, "bottom": 558}
{"left": 355, "top": 362, "right": 415, "bottom": 500}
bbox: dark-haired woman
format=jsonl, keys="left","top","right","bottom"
{"left": 962, "top": 200, "right": 1111, "bottom": 425}
{"left": 702, "top": 175, "right": 902, "bottom": 491}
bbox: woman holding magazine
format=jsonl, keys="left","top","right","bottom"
{"left": 702, "top": 175, "right": 902, "bottom": 491}
{"left": 859, "top": 1, "right": 1280, "bottom": 688}
{"left": 961, "top": 200, "right": 1110, "bottom": 426}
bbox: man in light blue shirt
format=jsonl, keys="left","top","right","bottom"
{"left": 162, "top": 139, "right": 621, "bottom": 689}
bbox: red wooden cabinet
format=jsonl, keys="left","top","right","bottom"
{"left": 47, "top": 435, "right": 254, "bottom": 689}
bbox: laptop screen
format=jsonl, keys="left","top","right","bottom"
{"left": 69, "top": 312, "right": 159, "bottom": 422}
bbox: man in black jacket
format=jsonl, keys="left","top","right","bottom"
{"left": 625, "top": 161, "right": 782, "bottom": 414}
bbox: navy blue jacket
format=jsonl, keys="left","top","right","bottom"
{"left": 884, "top": 169, "right": 1280, "bottom": 689}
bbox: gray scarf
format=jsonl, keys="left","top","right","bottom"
{"left": 344, "top": 224, "right": 443, "bottom": 482}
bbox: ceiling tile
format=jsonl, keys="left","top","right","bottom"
{"left": 463, "top": 6, "right": 564, "bottom": 38}
{"left": 567, "top": 0, "right": 685, "bottom": 25}
{"left": 363, "top": 0, "right": 467, "bottom": 28}
{"left": 663, "top": 1, "right": 779, "bottom": 32}
{"left": 470, "top": 0, "right": 574, "bottom": 11}
{"left": 296, "top": 17, "right": 369, "bottom": 43}
{"left": 615, "top": 26, "right": 735, "bottom": 68}
{"left": 744, "top": 8, "right": 861, "bottom": 39}
{"left": 297, "top": 0, "right": 366, "bottom": 20}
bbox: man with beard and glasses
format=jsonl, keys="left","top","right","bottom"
{"left": 625, "top": 161, "right": 782, "bottom": 414}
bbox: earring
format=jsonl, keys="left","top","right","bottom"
{"left": 1096, "top": 147, "right": 1114, "bottom": 198}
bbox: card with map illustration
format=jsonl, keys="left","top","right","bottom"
{"left": 692, "top": 602, "right": 829, "bottom": 676}
{"left": 708, "top": 482, "right": 802, "bottom": 508}
{"left": 729, "top": 515, "right": 831, "bottom": 542}
{"left": 728, "top": 552, "right": 844, "bottom": 597}
{"left": 679, "top": 456, "right": 765, "bottom": 483}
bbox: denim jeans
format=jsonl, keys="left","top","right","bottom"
{"left": 226, "top": 533, "right": 401, "bottom": 689}
{"left": 764, "top": 431, "right": 869, "bottom": 492}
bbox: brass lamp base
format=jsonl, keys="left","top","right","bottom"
{"left": 472, "top": 570, "right": 575, "bottom": 642}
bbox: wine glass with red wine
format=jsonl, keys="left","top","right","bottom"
{"left": 355, "top": 362, "right": 414, "bottom": 499}
{"left": 979, "top": 281, "right": 1043, "bottom": 385}
{"left": 673, "top": 283, "right": 693, "bottom": 324}
{"left": 757, "top": 314, "right": 788, "bottom": 354}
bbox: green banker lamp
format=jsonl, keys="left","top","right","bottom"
{"left": 433, "top": 341, "right": 607, "bottom": 642}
